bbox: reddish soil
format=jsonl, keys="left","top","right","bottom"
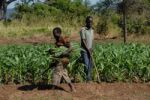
{"left": 0, "top": 36, "right": 52, "bottom": 45}
{"left": 1, "top": 34, "right": 150, "bottom": 100}
{"left": 1, "top": 34, "right": 150, "bottom": 45}
{"left": 0, "top": 83, "right": 150, "bottom": 100}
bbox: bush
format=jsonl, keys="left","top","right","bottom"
{"left": 127, "top": 18, "right": 149, "bottom": 34}
{"left": 33, "top": 3, "right": 50, "bottom": 17}
{"left": 96, "top": 12, "right": 121, "bottom": 36}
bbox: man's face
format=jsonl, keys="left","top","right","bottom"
{"left": 86, "top": 17, "right": 93, "bottom": 29}
{"left": 53, "top": 30, "right": 61, "bottom": 39}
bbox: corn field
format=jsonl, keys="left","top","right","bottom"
{"left": 0, "top": 43, "right": 150, "bottom": 84}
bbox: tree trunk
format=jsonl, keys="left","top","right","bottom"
{"left": 0, "top": 9, "right": 3, "bottom": 20}
{"left": 123, "top": 0, "right": 127, "bottom": 43}
{"left": 3, "top": 0, "right": 7, "bottom": 21}
{"left": 0, "top": 0, "right": 16, "bottom": 20}
{"left": 0, "top": 0, "right": 4, "bottom": 20}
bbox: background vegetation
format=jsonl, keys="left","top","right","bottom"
{"left": 0, "top": 0, "right": 149, "bottom": 38}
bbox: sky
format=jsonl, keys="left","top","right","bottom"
{"left": 90, "top": 0, "right": 99, "bottom": 5}
{"left": 8, "top": 0, "right": 100, "bottom": 9}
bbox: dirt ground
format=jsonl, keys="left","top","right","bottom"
{"left": 0, "top": 34, "right": 150, "bottom": 100}
{"left": 1, "top": 34, "right": 150, "bottom": 45}
{"left": 0, "top": 83, "right": 150, "bottom": 100}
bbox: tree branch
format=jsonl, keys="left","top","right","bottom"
{"left": 7, "top": 0, "right": 16, "bottom": 5}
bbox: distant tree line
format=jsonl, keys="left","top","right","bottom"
{"left": 1, "top": 0, "right": 150, "bottom": 41}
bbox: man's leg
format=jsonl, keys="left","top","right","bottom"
{"left": 81, "top": 52, "right": 92, "bottom": 81}
{"left": 87, "top": 57, "right": 93, "bottom": 82}
{"left": 68, "top": 83, "right": 76, "bottom": 92}
{"left": 62, "top": 69, "right": 76, "bottom": 92}
{"left": 52, "top": 70, "right": 62, "bottom": 89}
{"left": 52, "top": 62, "right": 63, "bottom": 89}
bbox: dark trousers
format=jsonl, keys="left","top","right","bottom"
{"left": 81, "top": 51, "right": 93, "bottom": 81}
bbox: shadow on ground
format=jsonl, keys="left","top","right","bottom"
{"left": 17, "top": 84, "right": 67, "bottom": 92}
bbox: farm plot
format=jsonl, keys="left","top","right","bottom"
{"left": 0, "top": 43, "right": 150, "bottom": 84}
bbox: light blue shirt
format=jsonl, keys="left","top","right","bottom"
{"left": 80, "top": 27, "right": 94, "bottom": 49}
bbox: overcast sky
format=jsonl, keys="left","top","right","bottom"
{"left": 8, "top": 0, "right": 100, "bottom": 9}
{"left": 90, "top": 0, "right": 99, "bottom": 4}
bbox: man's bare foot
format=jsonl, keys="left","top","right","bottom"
{"left": 68, "top": 83, "right": 76, "bottom": 92}
{"left": 51, "top": 85, "right": 56, "bottom": 90}
{"left": 71, "top": 87, "right": 76, "bottom": 92}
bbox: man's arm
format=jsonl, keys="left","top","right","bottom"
{"left": 82, "top": 39, "right": 92, "bottom": 57}
{"left": 59, "top": 48, "right": 72, "bottom": 57}
{"left": 57, "top": 42, "right": 73, "bottom": 58}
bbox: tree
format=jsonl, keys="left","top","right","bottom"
{"left": 123, "top": 0, "right": 127, "bottom": 43}
{"left": 84, "top": 0, "right": 91, "bottom": 7}
{"left": 20, "top": 0, "right": 37, "bottom": 4}
{"left": 0, "top": 0, "right": 39, "bottom": 20}
{"left": 117, "top": 0, "right": 150, "bottom": 43}
{"left": 0, "top": 0, "right": 4, "bottom": 20}
{"left": 45, "top": 0, "right": 91, "bottom": 17}
{"left": 0, "top": 0, "right": 16, "bottom": 20}
{"left": 94, "top": 0, "right": 121, "bottom": 35}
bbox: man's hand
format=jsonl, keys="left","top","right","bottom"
{"left": 56, "top": 42, "right": 64, "bottom": 46}
{"left": 64, "top": 42, "right": 70, "bottom": 48}
{"left": 46, "top": 49, "right": 54, "bottom": 55}
{"left": 87, "top": 49, "right": 92, "bottom": 58}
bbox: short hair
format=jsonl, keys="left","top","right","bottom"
{"left": 86, "top": 16, "right": 93, "bottom": 23}
{"left": 53, "top": 27, "right": 62, "bottom": 34}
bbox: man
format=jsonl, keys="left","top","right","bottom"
{"left": 80, "top": 16, "right": 94, "bottom": 82}
{"left": 50, "top": 27, "right": 76, "bottom": 92}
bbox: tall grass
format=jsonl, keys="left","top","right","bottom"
{"left": 0, "top": 15, "right": 83, "bottom": 37}
{"left": 0, "top": 15, "right": 102, "bottom": 38}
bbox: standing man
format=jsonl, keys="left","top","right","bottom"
{"left": 80, "top": 16, "right": 94, "bottom": 82}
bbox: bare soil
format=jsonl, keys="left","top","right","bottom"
{"left": 0, "top": 83, "right": 150, "bottom": 100}
{"left": 1, "top": 34, "right": 150, "bottom": 45}
{"left": 0, "top": 34, "right": 150, "bottom": 100}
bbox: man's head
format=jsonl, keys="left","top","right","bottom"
{"left": 53, "top": 27, "right": 62, "bottom": 41}
{"left": 85, "top": 16, "right": 93, "bottom": 29}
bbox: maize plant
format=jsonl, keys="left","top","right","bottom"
{"left": 0, "top": 43, "right": 150, "bottom": 84}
